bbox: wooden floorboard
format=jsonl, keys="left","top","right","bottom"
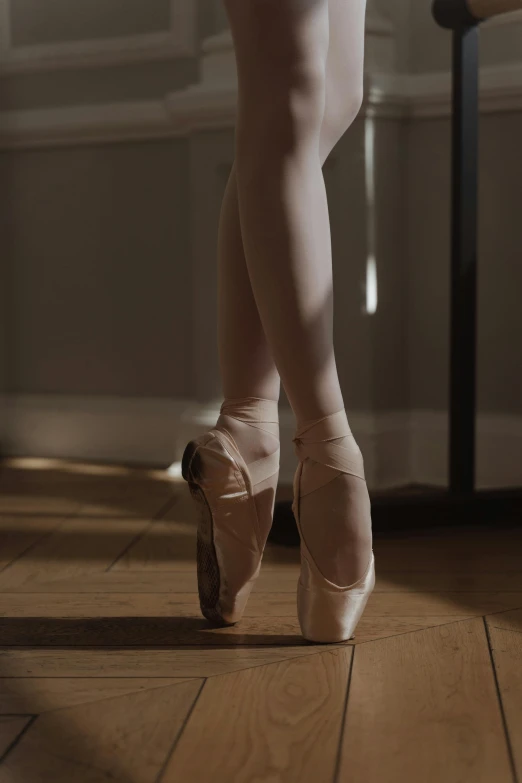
{"left": 0, "top": 515, "right": 66, "bottom": 572}
{"left": 0, "top": 646, "right": 338, "bottom": 679}
{"left": 0, "top": 679, "right": 202, "bottom": 783}
{"left": 110, "top": 520, "right": 199, "bottom": 571}
{"left": 486, "top": 607, "right": 522, "bottom": 634}
{"left": 0, "top": 677, "right": 199, "bottom": 714}
{"left": 0, "top": 518, "right": 151, "bottom": 589}
{"left": 0, "top": 461, "right": 521, "bottom": 782}
{"left": 163, "top": 648, "right": 352, "bottom": 783}
{"left": 0, "top": 614, "right": 475, "bottom": 647}
{"left": 486, "top": 614, "right": 522, "bottom": 779}
{"left": 0, "top": 716, "right": 34, "bottom": 759}
{"left": 2, "top": 590, "right": 520, "bottom": 619}
{"left": 338, "top": 618, "right": 515, "bottom": 783}
{"left": 1, "top": 567, "right": 521, "bottom": 594}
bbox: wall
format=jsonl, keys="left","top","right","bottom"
{"left": 0, "top": 0, "right": 203, "bottom": 110}
{"left": 406, "top": 112, "right": 522, "bottom": 417}
{"left": 1, "top": 0, "right": 521, "bottom": 488}
{"left": 2, "top": 140, "right": 191, "bottom": 398}
{"left": 0, "top": 0, "right": 217, "bottom": 401}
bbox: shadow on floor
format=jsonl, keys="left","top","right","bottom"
{"left": 0, "top": 616, "right": 307, "bottom": 647}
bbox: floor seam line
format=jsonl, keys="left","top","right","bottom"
{"left": 489, "top": 626, "right": 522, "bottom": 636}
{"left": 333, "top": 647, "right": 354, "bottom": 783}
{"left": 20, "top": 678, "right": 206, "bottom": 716}
{"left": 483, "top": 617, "right": 519, "bottom": 783}
{"left": 203, "top": 645, "right": 346, "bottom": 679}
{"left": 0, "top": 516, "right": 72, "bottom": 575}
{"left": 0, "top": 714, "right": 38, "bottom": 764}
{"left": 104, "top": 493, "right": 182, "bottom": 573}
{"left": 156, "top": 678, "right": 206, "bottom": 783}
{"left": 352, "top": 615, "right": 478, "bottom": 646}
{"left": 104, "top": 521, "right": 156, "bottom": 572}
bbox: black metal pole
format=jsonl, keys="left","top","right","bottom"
{"left": 449, "top": 25, "right": 479, "bottom": 493}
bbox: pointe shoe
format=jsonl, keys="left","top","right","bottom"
{"left": 292, "top": 410, "right": 375, "bottom": 643}
{"left": 182, "top": 397, "right": 279, "bottom": 626}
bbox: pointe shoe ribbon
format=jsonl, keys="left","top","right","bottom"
{"left": 220, "top": 397, "right": 280, "bottom": 486}
{"left": 291, "top": 409, "right": 375, "bottom": 643}
{"left": 292, "top": 410, "right": 365, "bottom": 503}
{"left": 182, "top": 397, "right": 280, "bottom": 626}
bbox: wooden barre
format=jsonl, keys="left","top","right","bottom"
{"left": 468, "top": 0, "right": 522, "bottom": 18}
{"left": 433, "top": 0, "right": 522, "bottom": 27}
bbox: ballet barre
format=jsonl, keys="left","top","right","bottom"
{"left": 434, "top": 0, "right": 522, "bottom": 27}
{"left": 432, "top": 0, "right": 522, "bottom": 495}
{"left": 423, "top": 0, "right": 522, "bottom": 519}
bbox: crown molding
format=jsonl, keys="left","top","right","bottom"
{"left": 372, "top": 61, "right": 522, "bottom": 118}
{"left": 0, "top": 0, "right": 196, "bottom": 73}
{"left": 0, "top": 101, "right": 174, "bottom": 149}
{"left": 2, "top": 62, "right": 522, "bottom": 148}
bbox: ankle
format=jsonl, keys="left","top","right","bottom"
{"left": 216, "top": 397, "right": 279, "bottom": 465}
{"left": 295, "top": 407, "right": 346, "bottom": 432}
{"left": 293, "top": 409, "right": 362, "bottom": 463}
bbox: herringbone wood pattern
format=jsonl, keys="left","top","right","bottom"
{"left": 0, "top": 459, "right": 520, "bottom": 782}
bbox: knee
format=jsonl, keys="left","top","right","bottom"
{"left": 227, "top": 1, "right": 328, "bottom": 160}
{"left": 320, "top": 81, "right": 364, "bottom": 162}
{"left": 237, "top": 59, "right": 327, "bottom": 161}
{"left": 341, "top": 81, "right": 364, "bottom": 133}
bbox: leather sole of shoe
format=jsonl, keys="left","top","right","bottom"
{"left": 182, "top": 439, "right": 231, "bottom": 627}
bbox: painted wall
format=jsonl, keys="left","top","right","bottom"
{"left": 406, "top": 112, "right": 522, "bottom": 415}
{"left": 2, "top": 139, "right": 192, "bottom": 397}
{"left": 1, "top": 0, "right": 521, "bottom": 483}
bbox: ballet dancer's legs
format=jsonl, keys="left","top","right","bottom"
{"left": 217, "top": 0, "right": 366, "bottom": 406}
{"left": 221, "top": 0, "right": 372, "bottom": 587}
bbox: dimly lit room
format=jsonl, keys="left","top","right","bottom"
{"left": 0, "top": 1, "right": 521, "bottom": 781}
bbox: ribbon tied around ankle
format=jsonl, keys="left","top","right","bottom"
{"left": 292, "top": 411, "right": 366, "bottom": 481}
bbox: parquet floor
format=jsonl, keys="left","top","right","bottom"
{"left": 0, "top": 458, "right": 521, "bottom": 783}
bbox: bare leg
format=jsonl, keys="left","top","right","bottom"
{"left": 216, "top": 158, "right": 280, "bottom": 466}
{"left": 217, "top": 0, "right": 366, "bottom": 409}
{"left": 221, "top": 0, "right": 371, "bottom": 586}
{"left": 215, "top": 162, "right": 281, "bottom": 544}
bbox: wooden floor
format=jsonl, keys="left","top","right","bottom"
{"left": 0, "top": 459, "right": 521, "bottom": 783}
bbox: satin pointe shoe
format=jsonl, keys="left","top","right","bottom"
{"left": 182, "top": 397, "right": 280, "bottom": 626}
{"left": 292, "top": 410, "right": 375, "bottom": 643}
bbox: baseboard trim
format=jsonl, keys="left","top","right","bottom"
{"left": 2, "top": 395, "right": 521, "bottom": 491}
{"left": 3, "top": 394, "right": 187, "bottom": 467}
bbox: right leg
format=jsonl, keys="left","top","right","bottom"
{"left": 223, "top": 0, "right": 372, "bottom": 588}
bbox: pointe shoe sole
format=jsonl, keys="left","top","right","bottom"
{"left": 182, "top": 439, "right": 232, "bottom": 627}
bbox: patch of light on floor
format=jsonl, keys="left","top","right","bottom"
{"left": 3, "top": 456, "right": 173, "bottom": 482}
{"left": 166, "top": 461, "right": 183, "bottom": 479}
